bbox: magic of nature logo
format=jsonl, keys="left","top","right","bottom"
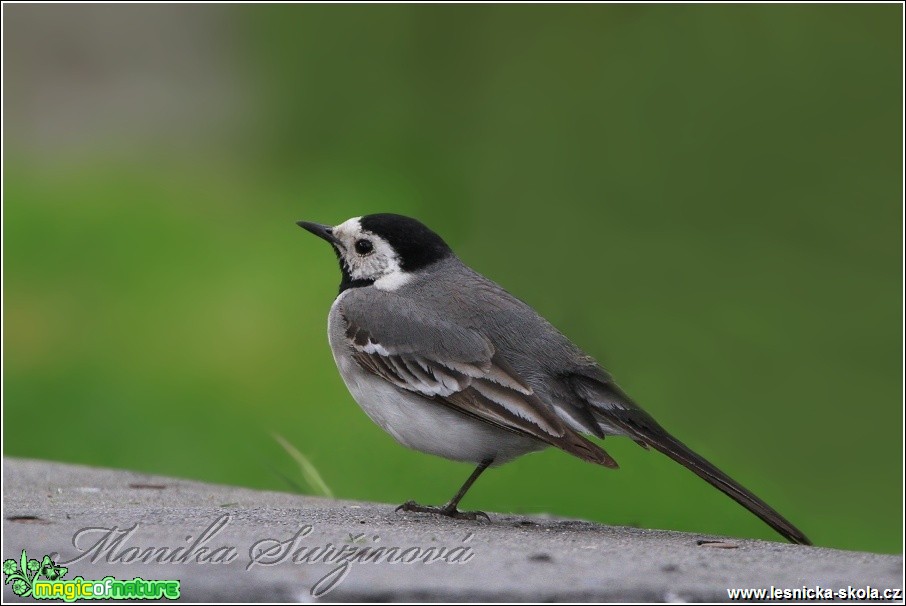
{"left": 3, "top": 550, "right": 180, "bottom": 601}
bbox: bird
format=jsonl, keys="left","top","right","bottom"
{"left": 296, "top": 213, "right": 810, "bottom": 545}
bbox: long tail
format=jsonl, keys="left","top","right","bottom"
{"left": 638, "top": 427, "right": 811, "bottom": 545}
{"left": 570, "top": 376, "right": 811, "bottom": 545}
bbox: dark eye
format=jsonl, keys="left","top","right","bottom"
{"left": 354, "top": 239, "right": 373, "bottom": 255}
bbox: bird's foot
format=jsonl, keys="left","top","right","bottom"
{"left": 395, "top": 500, "right": 490, "bottom": 521}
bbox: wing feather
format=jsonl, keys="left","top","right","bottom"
{"left": 337, "top": 291, "right": 617, "bottom": 468}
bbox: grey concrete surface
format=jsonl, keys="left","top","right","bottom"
{"left": 2, "top": 458, "right": 902, "bottom": 602}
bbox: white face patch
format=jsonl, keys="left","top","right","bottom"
{"left": 332, "top": 217, "right": 411, "bottom": 290}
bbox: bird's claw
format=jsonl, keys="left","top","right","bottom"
{"left": 396, "top": 500, "right": 490, "bottom": 521}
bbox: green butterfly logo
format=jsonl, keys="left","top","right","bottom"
{"left": 3, "top": 550, "right": 68, "bottom": 597}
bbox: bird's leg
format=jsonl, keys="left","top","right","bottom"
{"left": 396, "top": 459, "right": 492, "bottom": 521}
{"left": 438, "top": 459, "right": 492, "bottom": 519}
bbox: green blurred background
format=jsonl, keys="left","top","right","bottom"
{"left": 3, "top": 4, "right": 901, "bottom": 553}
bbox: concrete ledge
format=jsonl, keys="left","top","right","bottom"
{"left": 2, "top": 458, "right": 902, "bottom": 602}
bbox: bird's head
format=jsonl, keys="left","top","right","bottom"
{"left": 297, "top": 213, "right": 453, "bottom": 292}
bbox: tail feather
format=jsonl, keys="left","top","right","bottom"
{"left": 570, "top": 376, "right": 811, "bottom": 545}
{"left": 637, "top": 427, "right": 811, "bottom": 545}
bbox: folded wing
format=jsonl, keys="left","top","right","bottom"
{"left": 338, "top": 289, "right": 617, "bottom": 468}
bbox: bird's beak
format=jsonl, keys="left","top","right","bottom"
{"left": 296, "top": 221, "right": 343, "bottom": 248}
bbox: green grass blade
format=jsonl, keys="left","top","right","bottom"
{"left": 272, "top": 433, "right": 334, "bottom": 498}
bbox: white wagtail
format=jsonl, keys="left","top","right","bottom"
{"left": 297, "top": 213, "right": 810, "bottom": 544}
